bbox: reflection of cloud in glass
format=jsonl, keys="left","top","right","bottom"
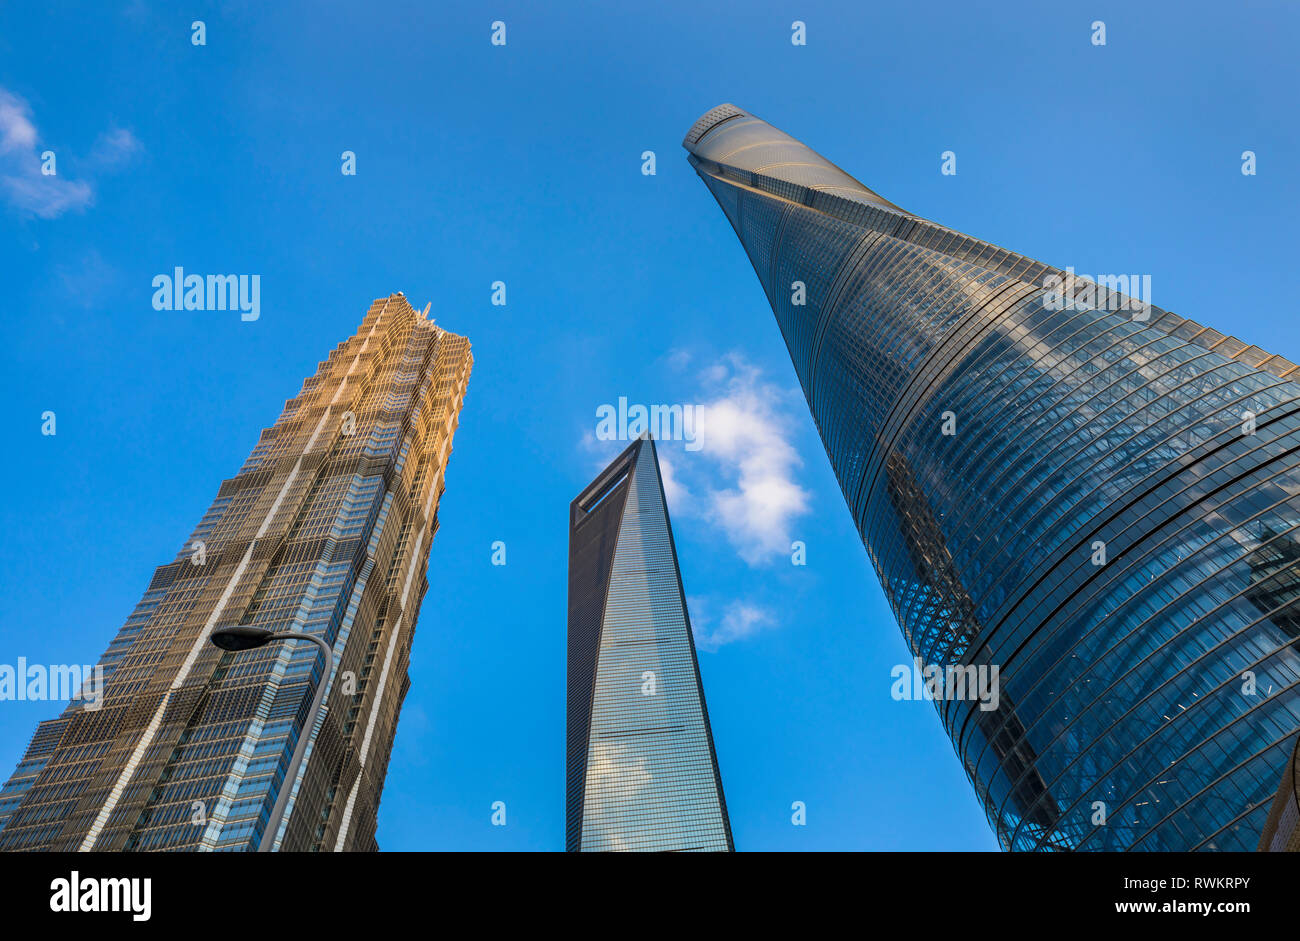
{"left": 581, "top": 741, "right": 652, "bottom": 852}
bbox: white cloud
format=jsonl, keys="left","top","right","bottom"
{"left": 690, "top": 354, "right": 811, "bottom": 565}
{"left": 574, "top": 353, "right": 807, "bottom": 651}
{"left": 0, "top": 88, "right": 141, "bottom": 219}
{"left": 690, "top": 597, "right": 776, "bottom": 652}
{"left": 0, "top": 93, "right": 37, "bottom": 155}
{"left": 0, "top": 90, "right": 92, "bottom": 218}
{"left": 576, "top": 353, "right": 811, "bottom": 565}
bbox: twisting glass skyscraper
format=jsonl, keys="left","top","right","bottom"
{"left": 567, "top": 435, "right": 733, "bottom": 851}
{"left": 685, "top": 104, "right": 1300, "bottom": 851}
{"left": 0, "top": 294, "right": 471, "bottom": 851}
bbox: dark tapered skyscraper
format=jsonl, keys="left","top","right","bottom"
{"left": 566, "top": 436, "right": 733, "bottom": 851}
{"left": 0, "top": 294, "right": 471, "bottom": 851}
{"left": 685, "top": 104, "right": 1300, "bottom": 851}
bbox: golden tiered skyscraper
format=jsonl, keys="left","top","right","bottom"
{"left": 0, "top": 294, "right": 471, "bottom": 851}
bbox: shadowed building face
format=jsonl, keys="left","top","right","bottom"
{"left": 685, "top": 104, "right": 1300, "bottom": 851}
{"left": 566, "top": 436, "right": 733, "bottom": 852}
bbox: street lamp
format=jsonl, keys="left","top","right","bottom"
{"left": 209, "top": 626, "right": 333, "bottom": 852}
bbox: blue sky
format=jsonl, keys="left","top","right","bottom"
{"left": 0, "top": 1, "right": 1295, "bottom": 851}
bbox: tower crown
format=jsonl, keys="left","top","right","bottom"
{"left": 684, "top": 103, "right": 901, "bottom": 212}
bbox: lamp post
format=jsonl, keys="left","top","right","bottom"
{"left": 210, "top": 626, "right": 333, "bottom": 852}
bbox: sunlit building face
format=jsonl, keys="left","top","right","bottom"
{"left": 0, "top": 294, "right": 472, "bottom": 852}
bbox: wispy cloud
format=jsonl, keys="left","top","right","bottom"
{"left": 689, "top": 597, "right": 776, "bottom": 651}
{"left": 0, "top": 88, "right": 142, "bottom": 219}
{"left": 663, "top": 348, "right": 693, "bottom": 372}
{"left": 53, "top": 248, "right": 122, "bottom": 310}
{"left": 86, "top": 127, "right": 143, "bottom": 171}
